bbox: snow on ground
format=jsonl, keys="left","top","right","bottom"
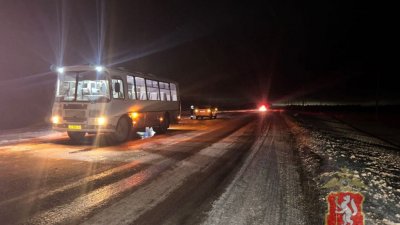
{"left": 0, "top": 125, "right": 64, "bottom": 146}
{"left": 286, "top": 112, "right": 400, "bottom": 225}
{"left": 203, "top": 114, "right": 307, "bottom": 225}
{"left": 332, "top": 112, "right": 400, "bottom": 147}
{"left": 80, "top": 119, "right": 255, "bottom": 225}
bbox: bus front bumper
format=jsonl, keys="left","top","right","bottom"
{"left": 53, "top": 124, "right": 116, "bottom": 133}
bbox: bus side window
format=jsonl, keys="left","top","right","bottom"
{"left": 159, "top": 82, "right": 171, "bottom": 101}
{"left": 135, "top": 77, "right": 147, "bottom": 100}
{"left": 127, "top": 75, "right": 136, "bottom": 100}
{"left": 170, "top": 83, "right": 178, "bottom": 101}
{"left": 112, "top": 79, "right": 125, "bottom": 99}
{"left": 146, "top": 79, "right": 160, "bottom": 100}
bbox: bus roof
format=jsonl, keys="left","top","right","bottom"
{"left": 56, "top": 65, "right": 178, "bottom": 84}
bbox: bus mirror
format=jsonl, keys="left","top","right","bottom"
{"left": 114, "top": 83, "right": 120, "bottom": 93}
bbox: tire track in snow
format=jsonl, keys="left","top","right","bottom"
{"left": 202, "top": 113, "right": 307, "bottom": 225}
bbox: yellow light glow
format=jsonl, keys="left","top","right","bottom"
{"left": 177, "top": 115, "right": 181, "bottom": 120}
{"left": 207, "top": 109, "right": 211, "bottom": 113}
{"left": 215, "top": 108, "right": 218, "bottom": 111}
{"left": 51, "top": 116, "right": 60, "bottom": 124}
{"left": 129, "top": 112, "right": 139, "bottom": 119}
{"left": 195, "top": 109, "right": 199, "bottom": 113}
{"left": 159, "top": 117, "right": 164, "bottom": 122}
{"left": 96, "top": 117, "right": 107, "bottom": 126}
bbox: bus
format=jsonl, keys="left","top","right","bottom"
{"left": 51, "top": 65, "right": 180, "bottom": 142}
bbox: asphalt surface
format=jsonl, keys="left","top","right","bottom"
{"left": 0, "top": 112, "right": 308, "bottom": 225}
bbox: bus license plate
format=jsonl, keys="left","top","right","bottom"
{"left": 68, "top": 125, "right": 82, "bottom": 130}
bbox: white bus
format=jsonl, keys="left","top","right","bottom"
{"left": 51, "top": 65, "right": 180, "bottom": 142}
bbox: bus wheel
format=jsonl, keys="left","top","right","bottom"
{"left": 155, "top": 114, "right": 169, "bottom": 134}
{"left": 68, "top": 131, "right": 86, "bottom": 142}
{"left": 112, "top": 117, "right": 131, "bottom": 143}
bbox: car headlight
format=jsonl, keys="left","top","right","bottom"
{"left": 259, "top": 105, "right": 267, "bottom": 112}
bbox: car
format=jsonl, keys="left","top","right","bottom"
{"left": 192, "top": 106, "right": 218, "bottom": 119}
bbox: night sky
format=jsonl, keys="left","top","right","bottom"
{"left": 0, "top": 0, "right": 396, "bottom": 128}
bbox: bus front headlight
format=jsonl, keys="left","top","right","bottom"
{"left": 95, "top": 117, "right": 107, "bottom": 126}
{"left": 51, "top": 116, "right": 60, "bottom": 124}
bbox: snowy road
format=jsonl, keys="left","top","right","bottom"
{"left": 0, "top": 112, "right": 258, "bottom": 225}
{"left": 0, "top": 111, "right": 399, "bottom": 225}
{"left": 202, "top": 112, "right": 306, "bottom": 225}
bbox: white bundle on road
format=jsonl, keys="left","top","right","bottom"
{"left": 137, "top": 127, "right": 156, "bottom": 139}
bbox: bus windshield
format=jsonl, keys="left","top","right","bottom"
{"left": 56, "top": 71, "right": 110, "bottom": 102}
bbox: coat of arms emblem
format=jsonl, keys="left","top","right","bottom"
{"left": 326, "top": 192, "right": 364, "bottom": 225}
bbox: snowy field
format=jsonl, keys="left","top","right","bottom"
{"left": 287, "top": 112, "right": 400, "bottom": 225}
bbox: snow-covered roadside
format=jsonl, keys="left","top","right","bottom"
{"left": 332, "top": 112, "right": 400, "bottom": 147}
{"left": 286, "top": 113, "right": 400, "bottom": 225}
{"left": 0, "top": 125, "right": 63, "bottom": 146}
